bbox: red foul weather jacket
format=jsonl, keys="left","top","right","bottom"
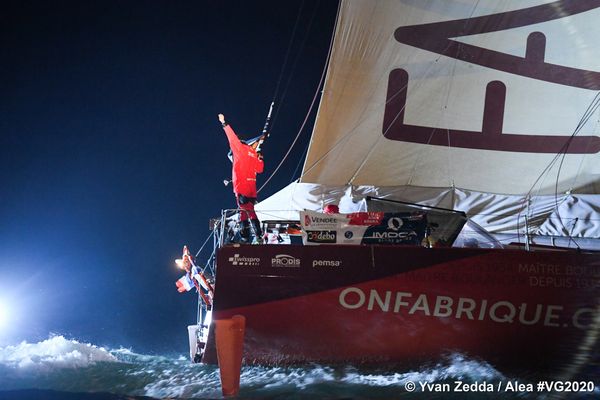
{"left": 223, "top": 124, "right": 264, "bottom": 198}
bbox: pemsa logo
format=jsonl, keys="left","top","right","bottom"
{"left": 307, "top": 230, "right": 337, "bottom": 243}
{"left": 312, "top": 259, "right": 342, "bottom": 268}
{"left": 271, "top": 254, "right": 301, "bottom": 268}
{"left": 228, "top": 254, "right": 260, "bottom": 266}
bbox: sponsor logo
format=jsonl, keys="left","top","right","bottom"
{"left": 372, "top": 231, "right": 415, "bottom": 239}
{"left": 307, "top": 230, "right": 337, "bottom": 243}
{"left": 311, "top": 216, "right": 338, "bottom": 224}
{"left": 408, "top": 213, "right": 425, "bottom": 221}
{"left": 304, "top": 214, "right": 311, "bottom": 226}
{"left": 387, "top": 217, "right": 404, "bottom": 231}
{"left": 304, "top": 213, "right": 338, "bottom": 227}
{"left": 338, "top": 287, "right": 599, "bottom": 330}
{"left": 312, "top": 259, "right": 342, "bottom": 268}
{"left": 271, "top": 254, "right": 301, "bottom": 268}
{"left": 228, "top": 254, "right": 260, "bottom": 266}
{"left": 344, "top": 231, "right": 354, "bottom": 239}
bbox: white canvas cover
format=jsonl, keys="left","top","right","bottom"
{"left": 256, "top": 182, "right": 600, "bottom": 241}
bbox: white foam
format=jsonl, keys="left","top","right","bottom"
{"left": 0, "top": 335, "right": 118, "bottom": 370}
{"left": 340, "top": 354, "right": 502, "bottom": 387}
{"left": 142, "top": 362, "right": 222, "bottom": 399}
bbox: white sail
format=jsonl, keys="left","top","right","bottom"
{"left": 258, "top": 0, "right": 600, "bottom": 245}
{"left": 301, "top": 0, "right": 600, "bottom": 195}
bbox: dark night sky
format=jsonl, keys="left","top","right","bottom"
{"left": 0, "top": 0, "right": 338, "bottom": 354}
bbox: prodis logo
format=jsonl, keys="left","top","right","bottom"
{"left": 271, "top": 254, "right": 301, "bottom": 268}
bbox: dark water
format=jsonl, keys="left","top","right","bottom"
{"left": 0, "top": 336, "right": 598, "bottom": 399}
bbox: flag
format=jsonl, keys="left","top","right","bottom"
{"left": 175, "top": 274, "right": 194, "bottom": 293}
{"left": 191, "top": 266, "right": 209, "bottom": 291}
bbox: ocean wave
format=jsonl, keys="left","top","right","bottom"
{"left": 4, "top": 337, "right": 595, "bottom": 399}
{"left": 0, "top": 335, "right": 118, "bottom": 370}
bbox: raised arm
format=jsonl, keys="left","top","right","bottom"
{"left": 218, "top": 114, "right": 244, "bottom": 154}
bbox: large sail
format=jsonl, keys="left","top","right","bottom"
{"left": 301, "top": 0, "right": 600, "bottom": 196}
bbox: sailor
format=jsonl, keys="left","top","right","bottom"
{"left": 218, "top": 113, "right": 264, "bottom": 243}
{"left": 323, "top": 204, "right": 340, "bottom": 214}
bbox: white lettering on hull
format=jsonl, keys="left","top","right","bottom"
{"left": 338, "top": 288, "right": 599, "bottom": 329}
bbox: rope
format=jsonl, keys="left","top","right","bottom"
{"left": 298, "top": 17, "right": 456, "bottom": 182}
{"left": 290, "top": 141, "right": 309, "bottom": 181}
{"left": 194, "top": 229, "right": 215, "bottom": 258}
{"left": 269, "top": 0, "right": 320, "bottom": 134}
{"left": 257, "top": 0, "right": 339, "bottom": 194}
{"left": 270, "top": 1, "right": 305, "bottom": 106}
{"left": 348, "top": 0, "right": 482, "bottom": 186}
{"left": 517, "top": 91, "right": 600, "bottom": 243}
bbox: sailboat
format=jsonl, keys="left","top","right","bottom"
{"left": 187, "top": 0, "right": 600, "bottom": 378}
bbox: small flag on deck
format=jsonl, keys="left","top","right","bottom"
{"left": 175, "top": 274, "right": 194, "bottom": 293}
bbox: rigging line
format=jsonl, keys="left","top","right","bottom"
{"left": 346, "top": 40, "right": 458, "bottom": 185}
{"left": 201, "top": 246, "right": 217, "bottom": 275}
{"left": 411, "top": 0, "right": 480, "bottom": 189}
{"left": 569, "top": 96, "right": 600, "bottom": 191}
{"left": 302, "top": 35, "right": 455, "bottom": 182}
{"left": 299, "top": 5, "right": 396, "bottom": 181}
{"left": 300, "top": 2, "right": 379, "bottom": 180}
{"left": 300, "top": 0, "right": 461, "bottom": 183}
{"left": 525, "top": 93, "right": 600, "bottom": 203}
{"left": 271, "top": 0, "right": 305, "bottom": 104}
{"left": 551, "top": 93, "right": 600, "bottom": 244}
{"left": 257, "top": 0, "right": 337, "bottom": 194}
{"left": 194, "top": 229, "right": 215, "bottom": 258}
{"left": 290, "top": 140, "right": 310, "bottom": 181}
{"left": 401, "top": 0, "right": 480, "bottom": 191}
{"left": 442, "top": 0, "right": 480, "bottom": 188}
{"left": 516, "top": 92, "right": 600, "bottom": 242}
{"left": 346, "top": 105, "right": 403, "bottom": 184}
{"left": 548, "top": 95, "right": 600, "bottom": 212}
{"left": 258, "top": 58, "right": 328, "bottom": 194}
{"left": 270, "top": 0, "right": 320, "bottom": 134}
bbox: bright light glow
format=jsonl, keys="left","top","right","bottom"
{"left": 0, "top": 300, "right": 9, "bottom": 330}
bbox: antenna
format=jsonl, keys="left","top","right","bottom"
{"left": 566, "top": 217, "right": 581, "bottom": 250}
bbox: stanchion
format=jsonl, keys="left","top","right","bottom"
{"left": 214, "top": 315, "right": 246, "bottom": 397}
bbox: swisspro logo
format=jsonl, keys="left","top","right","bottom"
{"left": 312, "top": 259, "right": 342, "bottom": 268}
{"left": 228, "top": 254, "right": 260, "bottom": 266}
{"left": 307, "top": 230, "right": 337, "bottom": 243}
{"left": 271, "top": 254, "right": 301, "bottom": 268}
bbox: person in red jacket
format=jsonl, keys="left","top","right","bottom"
{"left": 218, "top": 113, "right": 264, "bottom": 243}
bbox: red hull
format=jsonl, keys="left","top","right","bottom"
{"left": 202, "top": 245, "right": 599, "bottom": 376}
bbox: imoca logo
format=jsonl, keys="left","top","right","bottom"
{"left": 271, "top": 254, "right": 301, "bottom": 268}
{"left": 387, "top": 217, "right": 404, "bottom": 231}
